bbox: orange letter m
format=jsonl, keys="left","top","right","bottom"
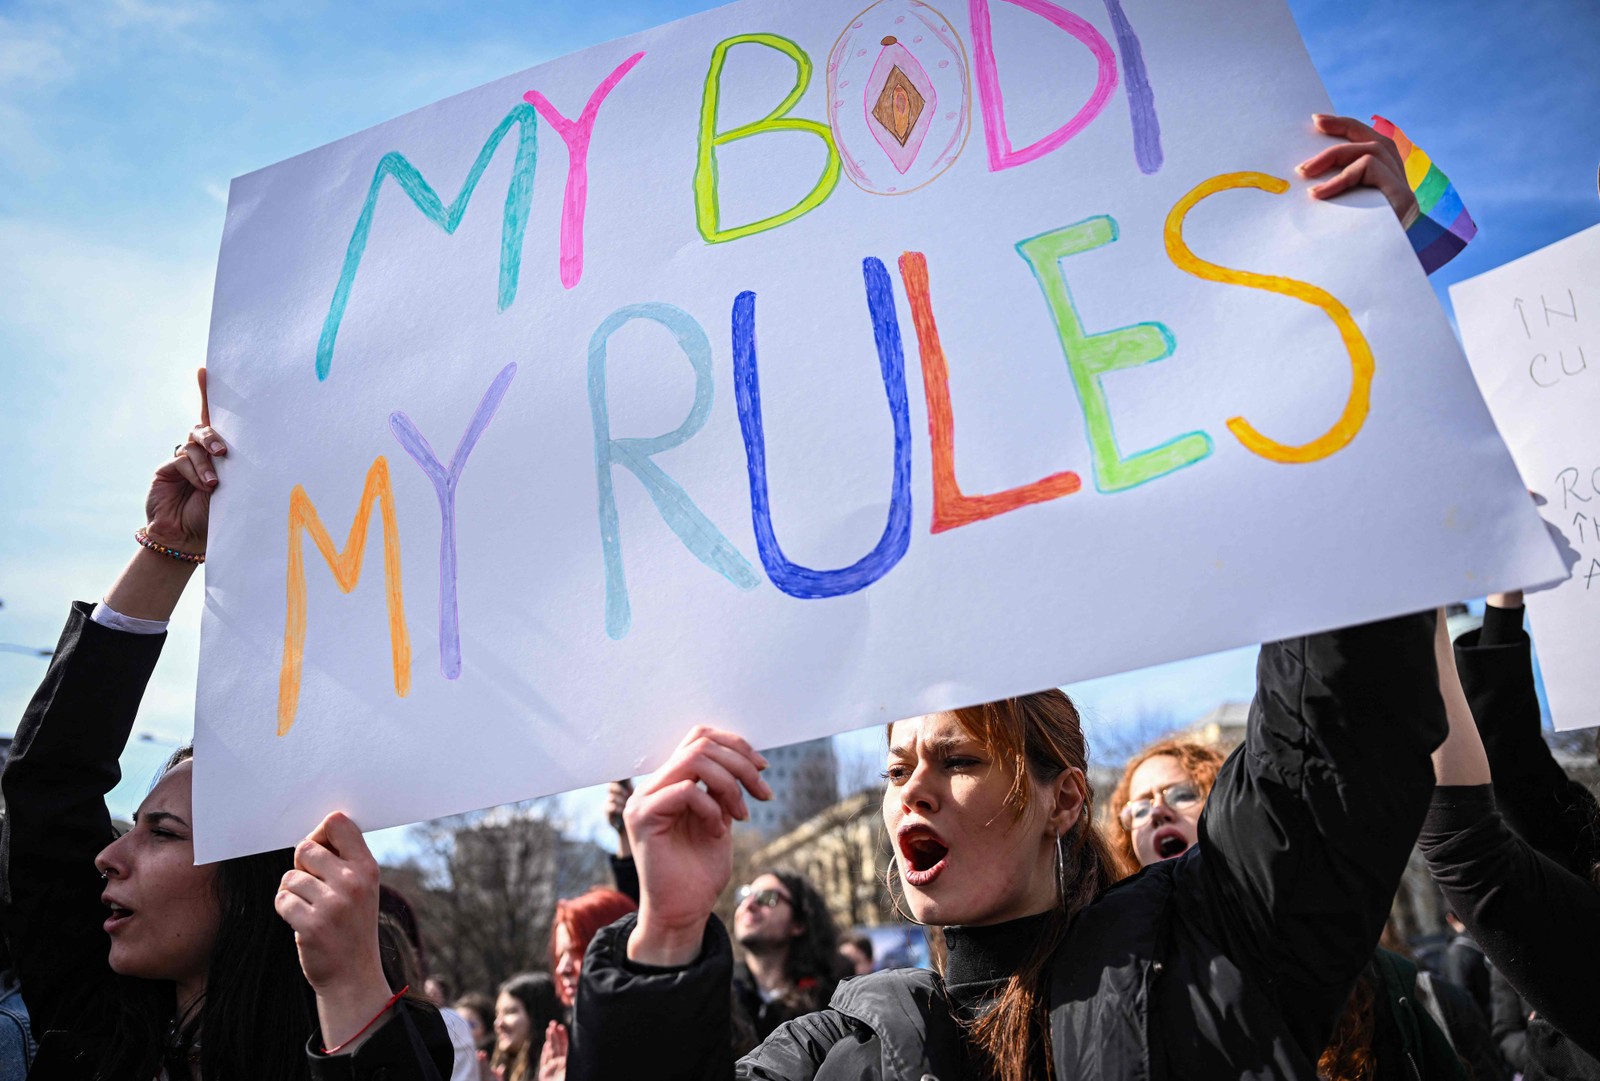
{"left": 278, "top": 456, "right": 411, "bottom": 736}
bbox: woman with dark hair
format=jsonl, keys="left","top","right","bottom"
{"left": 491, "top": 973, "right": 563, "bottom": 1081}
{"left": 0, "top": 371, "right": 453, "bottom": 1079}
{"left": 453, "top": 992, "right": 498, "bottom": 1080}
{"left": 454, "top": 992, "right": 496, "bottom": 1055}
{"left": 1423, "top": 593, "right": 1600, "bottom": 1075}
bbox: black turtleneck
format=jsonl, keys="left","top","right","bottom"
{"left": 942, "top": 910, "right": 1054, "bottom": 1021}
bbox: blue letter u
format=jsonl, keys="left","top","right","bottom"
{"left": 732, "top": 257, "right": 913, "bottom": 599}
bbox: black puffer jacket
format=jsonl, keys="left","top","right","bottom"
{"left": 569, "top": 612, "right": 1446, "bottom": 1080}
{"left": 0, "top": 603, "right": 453, "bottom": 1081}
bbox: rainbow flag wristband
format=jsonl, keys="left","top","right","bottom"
{"left": 1374, "top": 115, "right": 1477, "bottom": 275}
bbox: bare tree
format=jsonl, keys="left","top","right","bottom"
{"left": 1083, "top": 706, "right": 1184, "bottom": 771}
{"left": 837, "top": 738, "right": 887, "bottom": 801}
{"left": 386, "top": 803, "right": 608, "bottom": 996}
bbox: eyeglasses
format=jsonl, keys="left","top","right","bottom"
{"left": 736, "top": 885, "right": 792, "bottom": 910}
{"left": 1118, "top": 782, "right": 1203, "bottom": 830}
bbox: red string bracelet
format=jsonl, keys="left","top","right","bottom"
{"left": 320, "top": 985, "right": 408, "bottom": 1056}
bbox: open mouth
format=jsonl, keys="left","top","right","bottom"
{"left": 897, "top": 824, "right": 950, "bottom": 887}
{"left": 103, "top": 902, "right": 135, "bottom": 934}
{"left": 1153, "top": 829, "right": 1190, "bottom": 860}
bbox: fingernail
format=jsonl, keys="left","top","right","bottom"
{"left": 209, "top": 441, "right": 223, "bottom": 453}
{"left": 203, "top": 471, "right": 217, "bottom": 484}
{"left": 756, "top": 754, "right": 770, "bottom": 769}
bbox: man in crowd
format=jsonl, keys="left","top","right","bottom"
{"left": 731, "top": 870, "right": 842, "bottom": 1040}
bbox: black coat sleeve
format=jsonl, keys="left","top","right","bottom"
{"left": 1489, "top": 967, "right": 1529, "bottom": 1072}
{"left": 1419, "top": 785, "right": 1600, "bottom": 1060}
{"left": 1454, "top": 608, "right": 1600, "bottom": 876}
{"left": 1194, "top": 611, "right": 1447, "bottom": 1053}
{"left": 0, "top": 603, "right": 166, "bottom": 1041}
{"left": 307, "top": 1001, "right": 455, "bottom": 1080}
{"left": 567, "top": 912, "right": 737, "bottom": 1081}
{"left": 610, "top": 854, "right": 640, "bottom": 904}
{"left": 1438, "top": 941, "right": 1489, "bottom": 1021}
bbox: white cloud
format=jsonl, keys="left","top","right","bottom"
{"left": 0, "top": 15, "right": 68, "bottom": 87}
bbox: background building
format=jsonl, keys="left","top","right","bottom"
{"left": 747, "top": 735, "right": 839, "bottom": 839}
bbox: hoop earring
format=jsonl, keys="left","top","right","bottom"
{"left": 1055, "top": 833, "right": 1066, "bottom": 907}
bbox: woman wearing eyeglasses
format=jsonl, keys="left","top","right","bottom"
{"left": 1106, "top": 701, "right": 1487, "bottom": 1081}
{"left": 1106, "top": 738, "right": 1224, "bottom": 878}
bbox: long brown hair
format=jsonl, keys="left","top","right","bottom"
{"left": 1317, "top": 973, "right": 1377, "bottom": 1081}
{"left": 891, "top": 690, "right": 1119, "bottom": 1081}
{"left": 1106, "top": 737, "right": 1227, "bottom": 880}
{"left": 493, "top": 972, "right": 562, "bottom": 1081}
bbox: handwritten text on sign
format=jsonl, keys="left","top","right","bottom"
{"left": 1454, "top": 223, "right": 1600, "bottom": 731}
{"left": 194, "top": 0, "right": 1558, "bottom": 860}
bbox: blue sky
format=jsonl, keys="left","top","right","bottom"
{"left": 2, "top": 0, "right": 1596, "bottom": 859}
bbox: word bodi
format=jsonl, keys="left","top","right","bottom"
{"left": 277, "top": 0, "right": 1375, "bottom": 737}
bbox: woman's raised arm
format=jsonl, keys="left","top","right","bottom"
{"left": 567, "top": 726, "right": 771, "bottom": 1081}
{"left": 0, "top": 367, "right": 223, "bottom": 1051}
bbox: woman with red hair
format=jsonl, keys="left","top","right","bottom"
{"left": 530, "top": 887, "right": 637, "bottom": 1079}
{"left": 1105, "top": 737, "right": 1226, "bottom": 880}
{"left": 549, "top": 888, "right": 637, "bottom": 1010}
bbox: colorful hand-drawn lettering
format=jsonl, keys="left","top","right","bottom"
{"left": 899, "top": 251, "right": 1082, "bottom": 531}
{"left": 524, "top": 52, "right": 646, "bottom": 289}
{"left": 589, "top": 303, "right": 761, "bottom": 639}
{"left": 969, "top": 0, "right": 1118, "bottom": 172}
{"left": 317, "top": 105, "right": 539, "bottom": 381}
{"left": 1100, "top": 0, "right": 1162, "bottom": 174}
{"left": 1164, "top": 171, "right": 1374, "bottom": 464}
{"left": 389, "top": 363, "right": 518, "bottom": 680}
{"left": 732, "top": 258, "right": 913, "bottom": 597}
{"left": 695, "top": 34, "right": 842, "bottom": 243}
{"left": 1017, "top": 215, "right": 1212, "bottom": 491}
{"left": 279, "top": 457, "right": 411, "bottom": 736}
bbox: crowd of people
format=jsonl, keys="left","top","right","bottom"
{"left": 1, "top": 114, "right": 1596, "bottom": 1080}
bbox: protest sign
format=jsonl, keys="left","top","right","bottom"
{"left": 194, "top": 0, "right": 1560, "bottom": 861}
{"left": 1453, "top": 223, "right": 1600, "bottom": 731}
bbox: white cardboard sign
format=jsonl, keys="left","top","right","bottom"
{"left": 1453, "top": 223, "right": 1600, "bottom": 731}
{"left": 194, "top": 0, "right": 1560, "bottom": 860}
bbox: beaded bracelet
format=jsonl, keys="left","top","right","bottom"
{"left": 321, "top": 985, "right": 408, "bottom": 1056}
{"left": 134, "top": 529, "right": 205, "bottom": 565}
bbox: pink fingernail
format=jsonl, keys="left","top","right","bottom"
{"left": 204, "top": 471, "right": 217, "bottom": 484}
{"left": 210, "top": 441, "right": 223, "bottom": 453}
